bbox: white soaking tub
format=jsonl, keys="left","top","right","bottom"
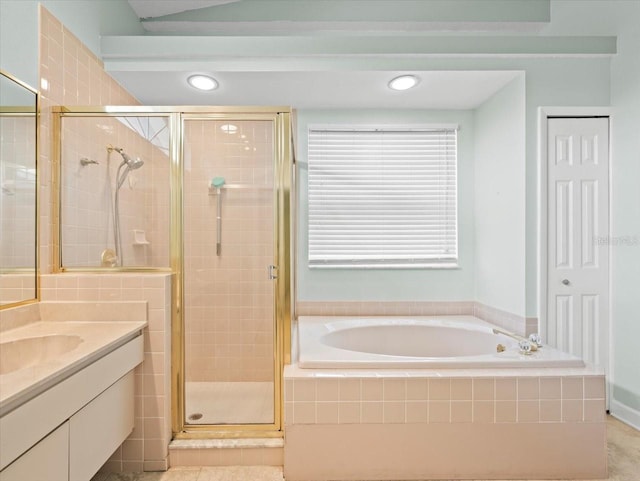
{"left": 298, "top": 316, "right": 585, "bottom": 369}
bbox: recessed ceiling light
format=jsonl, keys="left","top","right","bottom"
{"left": 388, "top": 75, "right": 420, "bottom": 91}
{"left": 220, "top": 124, "right": 238, "bottom": 134}
{"left": 187, "top": 74, "right": 218, "bottom": 91}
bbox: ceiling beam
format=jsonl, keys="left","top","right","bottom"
{"left": 101, "top": 35, "right": 616, "bottom": 72}
{"left": 142, "top": 0, "right": 550, "bottom": 23}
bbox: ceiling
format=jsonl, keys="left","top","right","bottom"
{"left": 127, "top": 1, "right": 239, "bottom": 20}
{"left": 116, "top": 1, "right": 538, "bottom": 107}
{"left": 110, "top": 70, "right": 521, "bottom": 109}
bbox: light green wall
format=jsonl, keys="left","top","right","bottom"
{"left": 0, "top": 1, "right": 39, "bottom": 87}
{"left": 608, "top": 3, "right": 640, "bottom": 421}
{"left": 296, "top": 109, "right": 475, "bottom": 301}
{"left": 0, "top": 0, "right": 142, "bottom": 87}
{"left": 474, "top": 75, "right": 526, "bottom": 316}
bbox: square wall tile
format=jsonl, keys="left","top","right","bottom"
{"left": 496, "top": 401, "right": 516, "bottom": 423}
{"left": 473, "top": 401, "right": 494, "bottom": 423}
{"left": 339, "top": 379, "right": 361, "bottom": 401}
{"left": 294, "top": 402, "right": 316, "bottom": 424}
{"left": 428, "top": 401, "right": 450, "bottom": 423}
{"left": 540, "top": 377, "right": 561, "bottom": 400}
{"left": 496, "top": 378, "right": 517, "bottom": 400}
{"left": 540, "top": 400, "right": 561, "bottom": 422}
{"left": 383, "top": 402, "right": 406, "bottom": 424}
{"left": 473, "top": 378, "right": 495, "bottom": 401}
{"left": 406, "top": 378, "right": 428, "bottom": 401}
{"left": 584, "top": 399, "right": 606, "bottom": 423}
{"left": 338, "top": 402, "right": 360, "bottom": 424}
{"left": 361, "top": 402, "right": 383, "bottom": 423}
{"left": 383, "top": 379, "right": 406, "bottom": 401}
{"left": 362, "top": 378, "right": 383, "bottom": 401}
{"left": 316, "top": 402, "right": 339, "bottom": 424}
{"left": 406, "top": 401, "right": 428, "bottom": 423}
{"left": 562, "top": 399, "right": 584, "bottom": 422}
{"left": 294, "top": 379, "right": 316, "bottom": 402}
{"left": 451, "top": 401, "right": 472, "bottom": 423}
{"left": 584, "top": 376, "right": 605, "bottom": 399}
{"left": 317, "top": 379, "right": 339, "bottom": 402}
{"left": 517, "top": 400, "right": 540, "bottom": 423}
{"left": 517, "top": 378, "right": 540, "bottom": 400}
{"left": 562, "top": 377, "right": 584, "bottom": 400}
{"left": 429, "top": 379, "right": 450, "bottom": 400}
{"left": 451, "top": 379, "right": 472, "bottom": 400}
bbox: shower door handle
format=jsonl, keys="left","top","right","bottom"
{"left": 268, "top": 265, "right": 278, "bottom": 280}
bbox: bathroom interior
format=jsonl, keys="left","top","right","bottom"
{"left": 0, "top": 0, "right": 639, "bottom": 480}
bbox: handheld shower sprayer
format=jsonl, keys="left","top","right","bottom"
{"left": 107, "top": 145, "right": 145, "bottom": 266}
{"left": 109, "top": 146, "right": 145, "bottom": 188}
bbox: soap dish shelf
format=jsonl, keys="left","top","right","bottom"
{"left": 132, "top": 230, "right": 150, "bottom": 246}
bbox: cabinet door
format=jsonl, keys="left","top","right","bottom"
{"left": 0, "top": 422, "right": 69, "bottom": 481}
{"left": 69, "top": 371, "right": 134, "bottom": 481}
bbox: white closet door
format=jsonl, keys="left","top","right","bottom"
{"left": 547, "top": 117, "right": 609, "bottom": 370}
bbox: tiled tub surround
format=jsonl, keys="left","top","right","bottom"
{"left": 296, "top": 300, "right": 538, "bottom": 337}
{"left": 284, "top": 317, "right": 607, "bottom": 480}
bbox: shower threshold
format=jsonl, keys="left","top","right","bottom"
{"left": 185, "top": 381, "right": 274, "bottom": 425}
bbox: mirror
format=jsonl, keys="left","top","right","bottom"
{"left": 0, "top": 70, "right": 38, "bottom": 307}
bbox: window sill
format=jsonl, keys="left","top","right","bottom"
{"left": 309, "top": 263, "right": 460, "bottom": 270}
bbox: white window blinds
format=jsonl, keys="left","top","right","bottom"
{"left": 308, "top": 126, "right": 458, "bottom": 268}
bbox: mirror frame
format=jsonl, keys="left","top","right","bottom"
{"left": 0, "top": 69, "right": 39, "bottom": 309}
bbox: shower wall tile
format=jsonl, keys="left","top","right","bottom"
{"left": 59, "top": 114, "right": 170, "bottom": 268}
{"left": 183, "top": 120, "right": 275, "bottom": 384}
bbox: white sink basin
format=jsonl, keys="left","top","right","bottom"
{"left": 0, "top": 335, "right": 83, "bottom": 375}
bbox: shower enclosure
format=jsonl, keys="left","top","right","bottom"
{"left": 56, "top": 112, "right": 171, "bottom": 269}
{"left": 54, "top": 107, "right": 292, "bottom": 437}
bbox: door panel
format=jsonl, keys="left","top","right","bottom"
{"left": 547, "top": 118, "right": 609, "bottom": 372}
{"left": 182, "top": 118, "right": 276, "bottom": 426}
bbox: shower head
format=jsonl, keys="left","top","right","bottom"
{"left": 113, "top": 147, "right": 144, "bottom": 170}
{"left": 113, "top": 147, "right": 144, "bottom": 189}
{"left": 127, "top": 157, "right": 144, "bottom": 170}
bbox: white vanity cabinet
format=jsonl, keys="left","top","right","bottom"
{"left": 0, "top": 331, "right": 144, "bottom": 480}
{"left": 0, "top": 422, "right": 69, "bottom": 481}
{"left": 69, "top": 371, "right": 134, "bottom": 481}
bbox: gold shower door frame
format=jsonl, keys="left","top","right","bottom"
{"left": 175, "top": 110, "right": 292, "bottom": 438}
{"left": 51, "top": 106, "right": 292, "bottom": 438}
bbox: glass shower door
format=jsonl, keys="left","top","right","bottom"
{"left": 182, "top": 117, "right": 275, "bottom": 426}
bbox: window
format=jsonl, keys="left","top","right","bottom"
{"left": 308, "top": 126, "right": 458, "bottom": 268}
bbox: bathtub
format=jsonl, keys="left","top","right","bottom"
{"left": 297, "top": 315, "right": 585, "bottom": 369}
{"left": 287, "top": 315, "right": 605, "bottom": 481}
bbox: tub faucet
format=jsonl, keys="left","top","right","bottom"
{"left": 492, "top": 327, "right": 538, "bottom": 352}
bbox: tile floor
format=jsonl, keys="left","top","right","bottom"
{"left": 93, "top": 416, "right": 639, "bottom": 481}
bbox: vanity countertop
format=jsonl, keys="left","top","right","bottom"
{"left": 0, "top": 320, "right": 147, "bottom": 416}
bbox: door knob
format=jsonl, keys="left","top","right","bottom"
{"left": 562, "top": 279, "right": 570, "bottom": 285}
